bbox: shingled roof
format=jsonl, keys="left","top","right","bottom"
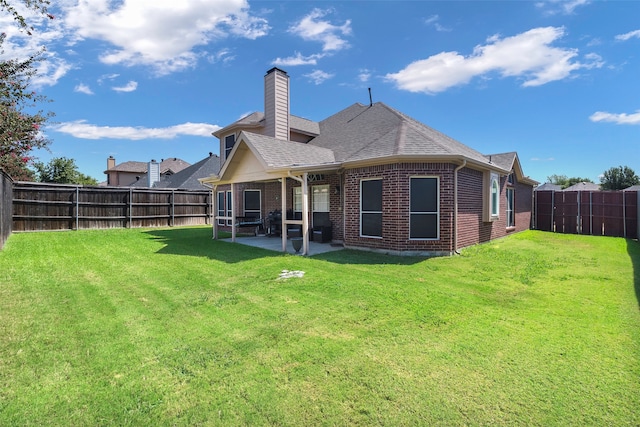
{"left": 309, "top": 103, "right": 496, "bottom": 169}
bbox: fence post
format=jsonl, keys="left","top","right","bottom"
{"left": 637, "top": 191, "right": 640, "bottom": 240}
{"left": 623, "top": 191, "right": 626, "bottom": 238}
{"left": 75, "top": 185, "right": 80, "bottom": 231}
{"left": 170, "top": 190, "right": 175, "bottom": 227}
{"left": 128, "top": 187, "right": 133, "bottom": 228}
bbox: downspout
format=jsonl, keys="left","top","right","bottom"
{"left": 453, "top": 160, "right": 467, "bottom": 255}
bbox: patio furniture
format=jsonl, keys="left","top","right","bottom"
{"left": 235, "top": 216, "right": 263, "bottom": 236}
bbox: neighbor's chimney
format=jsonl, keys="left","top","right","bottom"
{"left": 148, "top": 160, "right": 160, "bottom": 187}
{"left": 264, "top": 67, "right": 290, "bottom": 140}
{"left": 107, "top": 155, "right": 116, "bottom": 170}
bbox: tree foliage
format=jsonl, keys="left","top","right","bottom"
{"left": 33, "top": 157, "right": 98, "bottom": 185}
{"left": 600, "top": 166, "right": 639, "bottom": 191}
{"left": 0, "top": 0, "right": 55, "bottom": 180}
{"left": 546, "top": 174, "right": 593, "bottom": 190}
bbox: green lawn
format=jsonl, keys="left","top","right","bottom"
{"left": 0, "top": 227, "right": 638, "bottom": 426}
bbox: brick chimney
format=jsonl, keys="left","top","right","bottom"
{"left": 264, "top": 67, "right": 290, "bottom": 140}
{"left": 107, "top": 156, "right": 116, "bottom": 170}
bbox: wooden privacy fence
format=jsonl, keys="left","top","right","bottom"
{"left": 13, "top": 182, "right": 211, "bottom": 232}
{"left": 534, "top": 190, "right": 639, "bottom": 239}
{"left": 0, "top": 170, "right": 13, "bottom": 249}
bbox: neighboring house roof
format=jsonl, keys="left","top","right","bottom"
{"left": 213, "top": 112, "right": 320, "bottom": 138}
{"left": 132, "top": 154, "right": 221, "bottom": 190}
{"left": 160, "top": 158, "right": 190, "bottom": 174}
{"left": 104, "top": 158, "right": 190, "bottom": 175}
{"left": 535, "top": 183, "right": 563, "bottom": 191}
{"left": 564, "top": 182, "right": 601, "bottom": 191}
{"left": 107, "top": 161, "right": 147, "bottom": 173}
{"left": 623, "top": 185, "right": 640, "bottom": 191}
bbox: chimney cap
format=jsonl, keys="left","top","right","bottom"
{"left": 265, "top": 67, "right": 288, "bottom": 76}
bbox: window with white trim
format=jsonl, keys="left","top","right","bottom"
{"left": 506, "top": 187, "right": 515, "bottom": 228}
{"left": 226, "top": 191, "right": 232, "bottom": 226}
{"left": 360, "top": 179, "right": 382, "bottom": 238}
{"left": 490, "top": 173, "right": 500, "bottom": 218}
{"left": 410, "top": 177, "right": 439, "bottom": 239}
{"left": 243, "top": 190, "right": 261, "bottom": 219}
{"left": 312, "top": 185, "right": 329, "bottom": 213}
{"left": 293, "top": 187, "right": 302, "bottom": 213}
{"left": 217, "top": 191, "right": 225, "bottom": 226}
{"left": 224, "top": 134, "right": 235, "bottom": 160}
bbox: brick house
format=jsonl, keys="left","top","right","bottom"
{"left": 201, "top": 68, "right": 537, "bottom": 256}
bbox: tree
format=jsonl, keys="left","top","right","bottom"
{"left": 546, "top": 174, "right": 593, "bottom": 189}
{"left": 600, "top": 166, "right": 639, "bottom": 191}
{"left": 33, "top": 157, "right": 98, "bottom": 185}
{"left": 0, "top": 0, "right": 55, "bottom": 180}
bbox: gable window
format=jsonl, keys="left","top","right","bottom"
{"left": 360, "top": 179, "right": 382, "bottom": 238}
{"left": 506, "top": 187, "right": 515, "bottom": 228}
{"left": 410, "top": 177, "right": 439, "bottom": 239}
{"left": 244, "top": 189, "right": 261, "bottom": 219}
{"left": 224, "top": 134, "right": 235, "bottom": 160}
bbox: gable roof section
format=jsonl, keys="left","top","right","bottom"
{"left": 213, "top": 112, "right": 320, "bottom": 138}
{"left": 105, "top": 158, "right": 191, "bottom": 175}
{"left": 535, "top": 182, "right": 563, "bottom": 191}
{"left": 309, "top": 103, "right": 500, "bottom": 170}
{"left": 484, "top": 152, "right": 538, "bottom": 186}
{"left": 207, "top": 131, "right": 336, "bottom": 185}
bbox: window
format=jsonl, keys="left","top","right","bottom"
{"left": 490, "top": 173, "right": 500, "bottom": 218}
{"left": 360, "top": 179, "right": 383, "bottom": 238}
{"left": 410, "top": 177, "right": 439, "bottom": 239}
{"left": 293, "top": 187, "right": 302, "bottom": 213}
{"left": 217, "top": 191, "right": 225, "bottom": 226}
{"left": 224, "top": 134, "right": 235, "bottom": 159}
{"left": 244, "top": 190, "right": 261, "bottom": 219}
{"left": 312, "top": 185, "right": 329, "bottom": 213}
{"left": 506, "top": 187, "right": 515, "bottom": 228}
{"left": 226, "top": 191, "right": 232, "bottom": 226}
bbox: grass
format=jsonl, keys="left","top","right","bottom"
{"left": 0, "top": 227, "right": 638, "bottom": 426}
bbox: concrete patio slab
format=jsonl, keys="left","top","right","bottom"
{"left": 222, "top": 235, "right": 343, "bottom": 256}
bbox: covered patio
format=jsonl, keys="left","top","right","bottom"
{"left": 201, "top": 131, "right": 341, "bottom": 256}
{"left": 222, "top": 235, "right": 344, "bottom": 256}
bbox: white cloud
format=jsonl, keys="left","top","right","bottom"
{"left": 63, "top": 0, "right": 269, "bottom": 74}
{"left": 589, "top": 110, "right": 640, "bottom": 125}
{"left": 0, "top": 7, "right": 71, "bottom": 87}
{"left": 304, "top": 69, "right": 334, "bottom": 85}
{"left": 358, "top": 69, "right": 372, "bottom": 83}
{"left": 615, "top": 29, "right": 640, "bottom": 41}
{"left": 53, "top": 120, "right": 221, "bottom": 140}
{"left": 386, "top": 27, "right": 600, "bottom": 94}
{"left": 424, "top": 14, "right": 451, "bottom": 32}
{"left": 112, "top": 81, "right": 138, "bottom": 93}
{"left": 531, "top": 157, "right": 555, "bottom": 161}
{"left": 272, "top": 52, "right": 324, "bottom": 67}
{"left": 289, "top": 8, "right": 352, "bottom": 52}
{"left": 74, "top": 83, "right": 94, "bottom": 95}
{"left": 536, "top": 0, "right": 590, "bottom": 15}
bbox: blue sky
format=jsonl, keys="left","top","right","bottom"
{"left": 2, "top": 0, "right": 639, "bottom": 184}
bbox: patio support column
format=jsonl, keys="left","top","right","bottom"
{"left": 281, "top": 177, "right": 287, "bottom": 253}
{"left": 212, "top": 185, "right": 218, "bottom": 240}
{"left": 231, "top": 182, "right": 236, "bottom": 242}
{"left": 301, "top": 172, "right": 309, "bottom": 255}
